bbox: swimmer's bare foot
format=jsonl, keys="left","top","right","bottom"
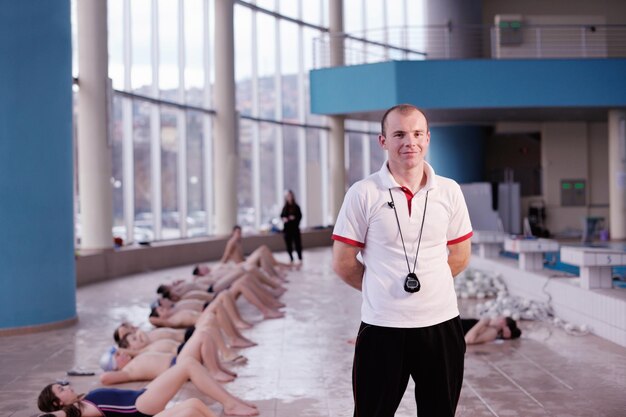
{"left": 211, "top": 370, "right": 236, "bottom": 383}
{"left": 230, "top": 337, "right": 257, "bottom": 348}
{"left": 235, "top": 320, "right": 253, "bottom": 330}
{"left": 263, "top": 309, "right": 285, "bottom": 319}
{"left": 269, "top": 287, "right": 286, "bottom": 297}
{"left": 220, "top": 365, "right": 238, "bottom": 377}
{"left": 223, "top": 354, "right": 248, "bottom": 365}
{"left": 223, "top": 400, "right": 259, "bottom": 416}
{"left": 267, "top": 300, "right": 285, "bottom": 309}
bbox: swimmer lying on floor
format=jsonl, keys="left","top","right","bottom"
{"left": 462, "top": 316, "right": 522, "bottom": 345}
{"left": 37, "top": 356, "right": 259, "bottom": 417}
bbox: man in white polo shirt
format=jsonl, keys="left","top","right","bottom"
{"left": 332, "top": 104, "right": 472, "bottom": 417}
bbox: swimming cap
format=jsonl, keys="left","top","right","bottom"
{"left": 99, "top": 346, "right": 118, "bottom": 371}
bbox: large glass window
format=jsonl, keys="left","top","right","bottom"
{"left": 160, "top": 106, "right": 179, "bottom": 239}
{"left": 305, "top": 128, "right": 324, "bottom": 227}
{"left": 257, "top": 13, "right": 276, "bottom": 120}
{"left": 279, "top": 0, "right": 298, "bottom": 21}
{"left": 282, "top": 125, "right": 300, "bottom": 196}
{"left": 111, "top": 96, "right": 125, "bottom": 229}
{"left": 131, "top": 0, "right": 152, "bottom": 92}
{"left": 158, "top": 0, "right": 179, "bottom": 97}
{"left": 133, "top": 101, "right": 153, "bottom": 238}
{"left": 347, "top": 131, "right": 364, "bottom": 185}
{"left": 108, "top": 0, "right": 124, "bottom": 89}
{"left": 280, "top": 21, "right": 299, "bottom": 98}
{"left": 185, "top": 0, "right": 205, "bottom": 106}
{"left": 259, "top": 123, "right": 279, "bottom": 228}
{"left": 256, "top": 0, "right": 275, "bottom": 12}
{"left": 74, "top": 0, "right": 412, "bottom": 246}
{"left": 237, "top": 118, "right": 254, "bottom": 232}
{"left": 366, "top": 0, "right": 385, "bottom": 37}
{"left": 301, "top": 0, "right": 322, "bottom": 27}
{"left": 344, "top": 1, "right": 362, "bottom": 34}
{"left": 234, "top": 6, "right": 252, "bottom": 115}
{"left": 186, "top": 111, "right": 206, "bottom": 237}
{"left": 370, "top": 130, "right": 386, "bottom": 172}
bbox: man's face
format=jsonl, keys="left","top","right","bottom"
{"left": 114, "top": 350, "right": 132, "bottom": 369}
{"left": 379, "top": 109, "right": 430, "bottom": 171}
{"left": 117, "top": 323, "right": 135, "bottom": 341}
{"left": 501, "top": 326, "right": 512, "bottom": 339}
{"left": 126, "top": 333, "right": 147, "bottom": 350}
{"left": 156, "top": 305, "right": 172, "bottom": 318}
{"left": 159, "top": 298, "right": 175, "bottom": 308}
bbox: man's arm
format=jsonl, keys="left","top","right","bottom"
{"left": 179, "top": 290, "right": 213, "bottom": 302}
{"left": 100, "top": 370, "right": 132, "bottom": 385}
{"left": 175, "top": 298, "right": 209, "bottom": 311}
{"left": 149, "top": 316, "right": 170, "bottom": 328}
{"left": 117, "top": 347, "right": 143, "bottom": 358}
{"left": 464, "top": 318, "right": 497, "bottom": 345}
{"left": 149, "top": 327, "right": 185, "bottom": 342}
{"left": 332, "top": 241, "right": 364, "bottom": 291}
{"left": 447, "top": 238, "right": 471, "bottom": 277}
{"left": 220, "top": 238, "right": 236, "bottom": 263}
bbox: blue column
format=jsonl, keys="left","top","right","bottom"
{"left": 0, "top": 1, "right": 76, "bottom": 329}
{"left": 428, "top": 126, "right": 486, "bottom": 184}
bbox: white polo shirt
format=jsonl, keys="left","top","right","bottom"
{"left": 332, "top": 161, "right": 473, "bottom": 328}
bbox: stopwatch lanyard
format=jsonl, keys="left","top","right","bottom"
{"left": 388, "top": 189, "right": 429, "bottom": 275}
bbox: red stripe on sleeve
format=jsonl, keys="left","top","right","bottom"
{"left": 332, "top": 234, "right": 365, "bottom": 248}
{"left": 447, "top": 231, "right": 473, "bottom": 246}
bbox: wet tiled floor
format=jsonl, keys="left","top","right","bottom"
{"left": 1, "top": 247, "right": 625, "bottom": 416}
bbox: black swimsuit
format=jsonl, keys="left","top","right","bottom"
{"left": 83, "top": 388, "right": 151, "bottom": 417}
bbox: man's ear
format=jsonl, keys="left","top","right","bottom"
{"left": 378, "top": 134, "right": 386, "bottom": 149}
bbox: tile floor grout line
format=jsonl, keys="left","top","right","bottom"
{"left": 514, "top": 349, "right": 574, "bottom": 390}
{"left": 486, "top": 360, "right": 545, "bottom": 409}
{"left": 463, "top": 379, "right": 500, "bottom": 417}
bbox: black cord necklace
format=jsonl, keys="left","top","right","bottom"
{"left": 388, "top": 188, "right": 429, "bottom": 293}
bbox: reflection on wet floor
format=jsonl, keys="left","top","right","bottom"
{"left": 1, "top": 246, "right": 625, "bottom": 416}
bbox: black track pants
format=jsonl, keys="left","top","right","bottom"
{"left": 352, "top": 316, "right": 466, "bottom": 417}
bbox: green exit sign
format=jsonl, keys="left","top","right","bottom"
{"left": 561, "top": 179, "right": 586, "bottom": 206}
{"left": 499, "top": 21, "right": 522, "bottom": 29}
{"left": 499, "top": 20, "right": 524, "bottom": 45}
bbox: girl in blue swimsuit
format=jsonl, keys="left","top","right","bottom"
{"left": 37, "top": 357, "right": 258, "bottom": 417}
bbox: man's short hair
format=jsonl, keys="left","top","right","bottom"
{"left": 380, "top": 104, "right": 429, "bottom": 136}
{"left": 505, "top": 317, "right": 522, "bottom": 339}
{"left": 192, "top": 265, "right": 201, "bottom": 276}
{"left": 113, "top": 327, "right": 122, "bottom": 343}
{"left": 118, "top": 333, "right": 131, "bottom": 349}
{"left": 156, "top": 285, "right": 171, "bottom": 299}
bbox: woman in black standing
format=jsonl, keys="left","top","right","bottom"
{"left": 280, "top": 190, "right": 303, "bottom": 264}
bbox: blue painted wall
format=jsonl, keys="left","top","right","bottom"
{"left": 311, "top": 59, "right": 626, "bottom": 115}
{"left": 0, "top": 1, "right": 76, "bottom": 328}
{"left": 428, "top": 126, "right": 486, "bottom": 184}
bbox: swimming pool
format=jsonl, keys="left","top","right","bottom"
{"left": 499, "top": 241, "right": 626, "bottom": 282}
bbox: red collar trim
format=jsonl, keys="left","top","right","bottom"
{"left": 400, "top": 186, "right": 414, "bottom": 215}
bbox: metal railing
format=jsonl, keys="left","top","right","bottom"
{"left": 313, "top": 24, "right": 626, "bottom": 68}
